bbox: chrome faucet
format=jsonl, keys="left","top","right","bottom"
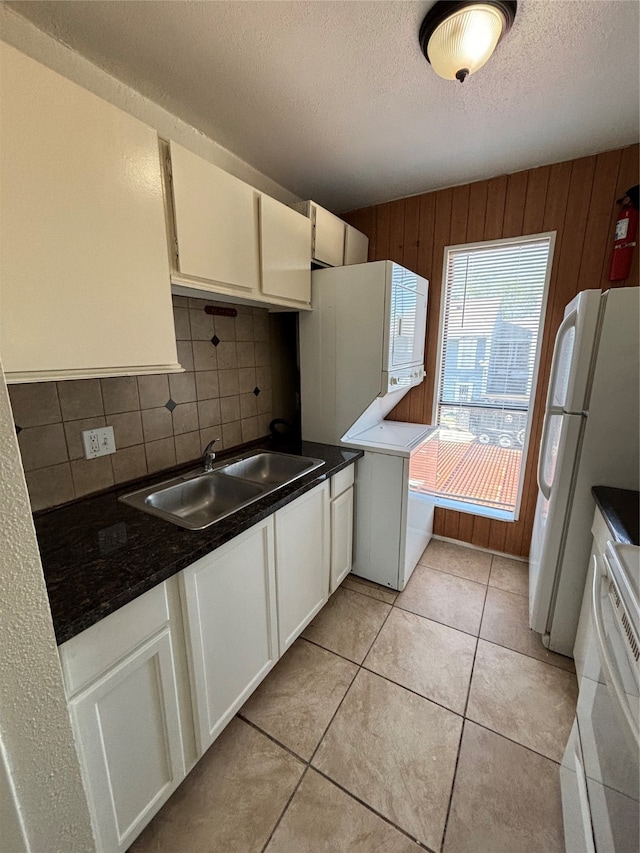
{"left": 202, "top": 438, "right": 219, "bottom": 473}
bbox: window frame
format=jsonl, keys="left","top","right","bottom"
{"left": 431, "top": 231, "right": 557, "bottom": 522}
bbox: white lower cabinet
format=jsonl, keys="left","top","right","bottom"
{"left": 179, "top": 518, "right": 279, "bottom": 756}
{"left": 59, "top": 583, "right": 186, "bottom": 853}
{"left": 274, "top": 481, "right": 330, "bottom": 652}
{"left": 61, "top": 468, "right": 351, "bottom": 851}
{"left": 330, "top": 481, "right": 354, "bottom": 593}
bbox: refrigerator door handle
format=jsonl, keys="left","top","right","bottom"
{"left": 545, "top": 308, "right": 578, "bottom": 411}
{"left": 537, "top": 411, "right": 554, "bottom": 499}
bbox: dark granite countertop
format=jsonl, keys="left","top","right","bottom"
{"left": 35, "top": 440, "right": 362, "bottom": 645}
{"left": 592, "top": 486, "right": 639, "bottom": 546}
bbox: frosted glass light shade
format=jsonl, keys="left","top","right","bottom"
{"left": 427, "top": 4, "right": 506, "bottom": 81}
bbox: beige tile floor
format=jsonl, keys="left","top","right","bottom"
{"left": 130, "top": 539, "right": 577, "bottom": 853}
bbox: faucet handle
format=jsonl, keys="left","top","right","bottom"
{"left": 203, "top": 438, "right": 219, "bottom": 455}
{"left": 202, "top": 438, "right": 219, "bottom": 471}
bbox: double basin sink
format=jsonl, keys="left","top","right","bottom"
{"left": 119, "top": 450, "right": 325, "bottom": 530}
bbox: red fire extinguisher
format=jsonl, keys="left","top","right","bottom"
{"left": 609, "top": 184, "right": 639, "bottom": 281}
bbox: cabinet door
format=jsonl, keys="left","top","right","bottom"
{"left": 330, "top": 486, "right": 354, "bottom": 594}
{"left": 0, "top": 44, "right": 179, "bottom": 383}
{"left": 180, "top": 519, "right": 278, "bottom": 755}
{"left": 312, "top": 204, "right": 346, "bottom": 267}
{"left": 169, "top": 141, "right": 260, "bottom": 293}
{"left": 275, "top": 482, "right": 330, "bottom": 652}
{"left": 69, "top": 629, "right": 185, "bottom": 853}
{"left": 344, "top": 224, "right": 369, "bottom": 265}
{"left": 260, "top": 195, "right": 311, "bottom": 304}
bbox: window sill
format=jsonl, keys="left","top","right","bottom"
{"left": 432, "top": 495, "right": 516, "bottom": 522}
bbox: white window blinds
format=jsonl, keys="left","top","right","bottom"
{"left": 428, "top": 234, "right": 554, "bottom": 519}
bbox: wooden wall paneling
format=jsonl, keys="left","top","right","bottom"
{"left": 457, "top": 508, "right": 476, "bottom": 544}
{"left": 488, "top": 519, "right": 507, "bottom": 554}
{"left": 375, "top": 202, "right": 392, "bottom": 260}
{"left": 466, "top": 180, "right": 488, "bottom": 243}
{"left": 389, "top": 199, "right": 406, "bottom": 265}
{"left": 553, "top": 156, "right": 597, "bottom": 311}
{"left": 409, "top": 192, "right": 437, "bottom": 425}
{"left": 522, "top": 166, "right": 550, "bottom": 235}
{"left": 578, "top": 149, "right": 622, "bottom": 291}
{"left": 483, "top": 175, "right": 508, "bottom": 240}
{"left": 402, "top": 195, "right": 420, "bottom": 273}
{"left": 342, "top": 145, "right": 637, "bottom": 557}
{"left": 503, "top": 171, "right": 529, "bottom": 238}
{"left": 471, "top": 516, "right": 491, "bottom": 549}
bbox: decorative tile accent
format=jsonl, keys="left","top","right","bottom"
{"left": 164, "top": 399, "right": 177, "bottom": 413}
{"left": 15, "top": 424, "right": 22, "bottom": 434}
{"left": 253, "top": 387, "right": 261, "bottom": 396}
{"left": 211, "top": 334, "right": 220, "bottom": 347}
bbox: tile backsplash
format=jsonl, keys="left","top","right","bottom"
{"left": 10, "top": 296, "right": 273, "bottom": 511}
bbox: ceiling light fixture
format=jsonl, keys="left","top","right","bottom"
{"left": 419, "top": 1, "right": 517, "bottom": 83}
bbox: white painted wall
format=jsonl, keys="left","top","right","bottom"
{"left": 0, "top": 359, "right": 96, "bottom": 853}
{"left": 0, "top": 4, "right": 299, "bottom": 204}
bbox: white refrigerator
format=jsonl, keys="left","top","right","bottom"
{"left": 529, "top": 287, "right": 640, "bottom": 657}
{"left": 299, "top": 260, "right": 435, "bottom": 591}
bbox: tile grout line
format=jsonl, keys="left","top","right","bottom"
{"left": 464, "top": 718, "right": 564, "bottom": 766}
{"left": 310, "top": 766, "right": 437, "bottom": 853}
{"left": 259, "top": 599, "right": 432, "bottom": 851}
{"left": 259, "top": 764, "right": 311, "bottom": 853}
{"left": 438, "top": 553, "right": 492, "bottom": 852}
{"left": 252, "top": 548, "right": 557, "bottom": 852}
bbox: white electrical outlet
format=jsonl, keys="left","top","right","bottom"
{"left": 82, "top": 426, "right": 116, "bottom": 459}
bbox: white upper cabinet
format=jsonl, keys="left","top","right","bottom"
{"left": 293, "top": 200, "right": 369, "bottom": 268}
{"left": 260, "top": 195, "right": 311, "bottom": 304}
{"left": 313, "top": 204, "right": 347, "bottom": 267}
{"left": 168, "top": 141, "right": 260, "bottom": 295}
{"left": 167, "top": 144, "right": 312, "bottom": 309}
{"left": 0, "top": 44, "right": 180, "bottom": 383}
{"left": 344, "top": 223, "right": 370, "bottom": 265}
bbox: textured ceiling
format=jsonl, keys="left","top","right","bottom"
{"left": 5, "top": 0, "right": 639, "bottom": 212}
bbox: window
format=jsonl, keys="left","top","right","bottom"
{"left": 412, "top": 233, "right": 555, "bottom": 521}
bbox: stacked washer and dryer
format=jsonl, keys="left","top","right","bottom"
{"left": 299, "top": 260, "right": 435, "bottom": 591}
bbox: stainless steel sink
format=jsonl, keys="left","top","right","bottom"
{"left": 218, "top": 452, "right": 322, "bottom": 486}
{"left": 119, "top": 451, "right": 325, "bottom": 530}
